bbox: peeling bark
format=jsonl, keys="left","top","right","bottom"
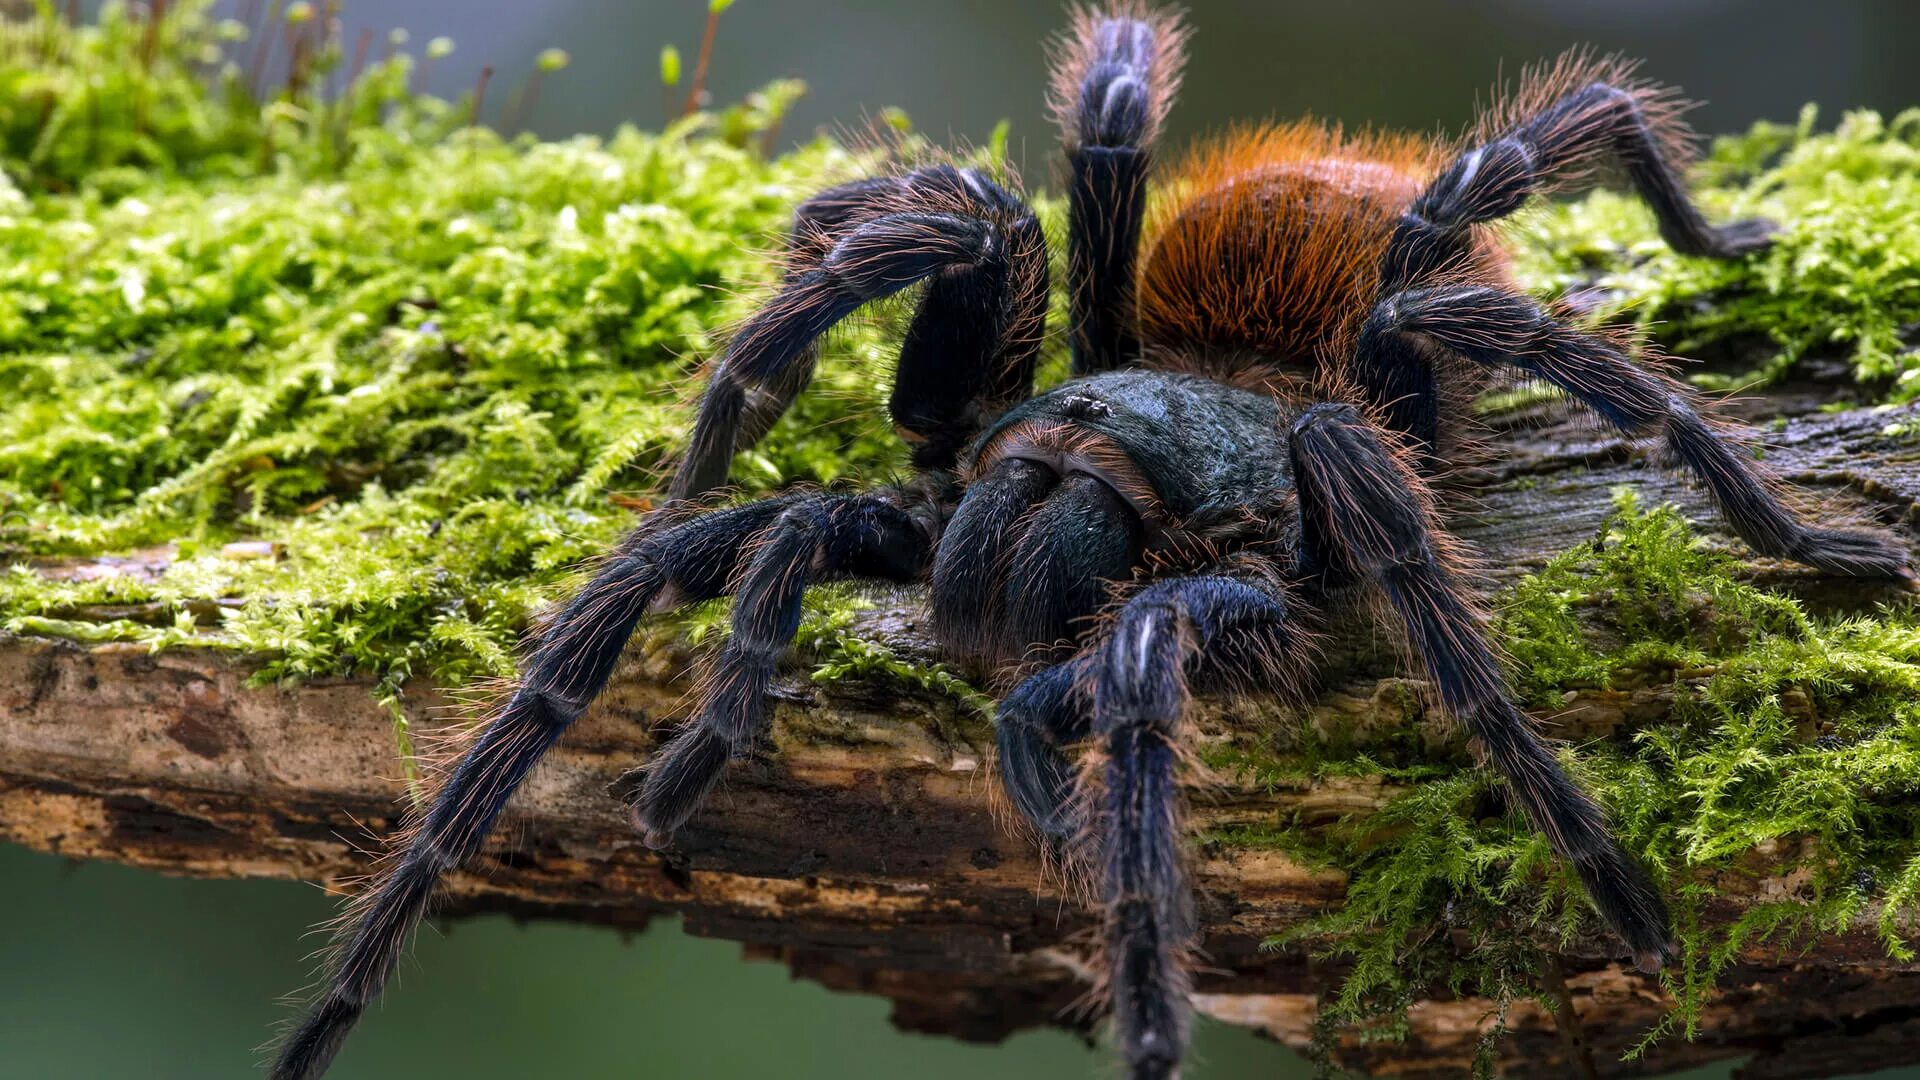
{"left": 3, "top": 396, "right": 1917, "bottom": 1078}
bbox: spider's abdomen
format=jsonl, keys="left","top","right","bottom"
{"left": 1136, "top": 123, "right": 1449, "bottom": 374}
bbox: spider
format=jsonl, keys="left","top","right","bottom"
{"left": 272, "top": 5, "right": 1913, "bottom": 1078}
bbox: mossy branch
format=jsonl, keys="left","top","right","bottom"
{"left": 3, "top": 8, "right": 1920, "bottom": 1078}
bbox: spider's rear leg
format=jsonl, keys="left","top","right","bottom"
{"left": 674, "top": 165, "right": 1046, "bottom": 499}
{"left": 1048, "top": 2, "right": 1188, "bottom": 374}
{"left": 1001, "top": 576, "right": 1303, "bottom": 1079}
{"left": 270, "top": 492, "right": 928, "bottom": 1080}
{"left": 1288, "top": 402, "right": 1673, "bottom": 970}
{"left": 1355, "top": 283, "right": 1914, "bottom": 579}
{"left": 1390, "top": 59, "right": 1773, "bottom": 286}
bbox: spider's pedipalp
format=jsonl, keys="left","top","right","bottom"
{"left": 1288, "top": 402, "right": 1675, "bottom": 970}
{"left": 996, "top": 657, "right": 1091, "bottom": 849}
{"left": 1002, "top": 471, "right": 1145, "bottom": 662}
{"left": 1357, "top": 284, "right": 1914, "bottom": 579}
{"left": 930, "top": 454, "right": 1060, "bottom": 664}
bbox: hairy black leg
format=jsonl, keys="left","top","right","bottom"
{"left": 1049, "top": 3, "right": 1186, "bottom": 373}
{"left": 672, "top": 166, "right": 1044, "bottom": 499}
{"left": 1389, "top": 72, "right": 1772, "bottom": 288}
{"left": 1357, "top": 284, "right": 1912, "bottom": 578}
{"left": 629, "top": 494, "right": 931, "bottom": 844}
{"left": 704, "top": 175, "right": 912, "bottom": 469}
{"left": 891, "top": 169, "right": 1049, "bottom": 472}
{"left": 1085, "top": 576, "right": 1297, "bottom": 1079}
{"left": 1288, "top": 402, "right": 1672, "bottom": 971}
{"left": 271, "top": 494, "right": 925, "bottom": 1080}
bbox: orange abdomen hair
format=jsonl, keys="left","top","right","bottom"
{"left": 1136, "top": 123, "right": 1479, "bottom": 376}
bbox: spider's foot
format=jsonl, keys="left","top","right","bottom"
{"left": 1127, "top": 1056, "right": 1178, "bottom": 1080}
{"left": 1785, "top": 526, "right": 1914, "bottom": 579}
{"left": 628, "top": 799, "right": 683, "bottom": 852}
{"left": 626, "top": 729, "right": 734, "bottom": 849}
{"left": 1700, "top": 216, "right": 1779, "bottom": 258}
{"left": 1631, "top": 940, "right": 1676, "bottom": 976}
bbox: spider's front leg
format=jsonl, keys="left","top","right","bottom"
{"left": 271, "top": 491, "right": 930, "bottom": 1080}
{"left": 674, "top": 165, "right": 1047, "bottom": 498}
{"left": 629, "top": 493, "right": 935, "bottom": 843}
{"left": 1049, "top": 2, "right": 1187, "bottom": 373}
{"left": 1389, "top": 54, "right": 1774, "bottom": 287}
{"left": 1000, "top": 576, "right": 1304, "bottom": 1079}
{"left": 1288, "top": 402, "right": 1674, "bottom": 969}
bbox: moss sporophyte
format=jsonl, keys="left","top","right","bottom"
{"left": 3, "top": 1, "right": 1917, "bottom": 1066}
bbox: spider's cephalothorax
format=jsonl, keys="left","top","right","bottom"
{"left": 273, "top": 6, "right": 1914, "bottom": 1079}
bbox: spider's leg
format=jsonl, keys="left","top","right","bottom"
{"left": 704, "top": 175, "right": 914, "bottom": 467}
{"left": 628, "top": 493, "right": 932, "bottom": 842}
{"left": 1357, "top": 283, "right": 1913, "bottom": 578}
{"left": 673, "top": 166, "right": 1046, "bottom": 499}
{"left": 1079, "top": 575, "right": 1299, "bottom": 1079}
{"left": 271, "top": 491, "right": 928, "bottom": 1080}
{"left": 1049, "top": 2, "right": 1187, "bottom": 374}
{"left": 1389, "top": 58, "right": 1772, "bottom": 286}
{"left": 891, "top": 168, "right": 1049, "bottom": 472}
{"left": 1288, "top": 402, "right": 1672, "bottom": 970}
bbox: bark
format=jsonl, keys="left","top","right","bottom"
{"left": 3, "top": 391, "right": 1918, "bottom": 1078}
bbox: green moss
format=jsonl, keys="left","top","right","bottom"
{"left": 662, "top": 584, "right": 995, "bottom": 734}
{"left": 1248, "top": 493, "right": 1920, "bottom": 1067}
{"left": 1512, "top": 106, "right": 1920, "bottom": 399}
{"left": 0, "top": 2, "right": 917, "bottom": 691}
{"left": 2, "top": 1, "right": 1906, "bottom": 706}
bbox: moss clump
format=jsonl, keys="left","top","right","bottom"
{"left": 1513, "top": 106, "right": 1920, "bottom": 399}
{"left": 1260, "top": 493, "right": 1920, "bottom": 1064}
{"left": 664, "top": 584, "right": 995, "bottom": 732}
{"left": 0, "top": 2, "right": 914, "bottom": 695}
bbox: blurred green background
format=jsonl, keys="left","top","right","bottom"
{"left": 0, "top": 844, "right": 1295, "bottom": 1078}
{"left": 5, "top": 843, "right": 1915, "bottom": 1080}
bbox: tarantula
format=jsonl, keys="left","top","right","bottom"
{"left": 273, "top": 5, "right": 1912, "bottom": 1078}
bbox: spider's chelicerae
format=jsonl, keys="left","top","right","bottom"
{"left": 274, "top": 5, "right": 1914, "bottom": 1078}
